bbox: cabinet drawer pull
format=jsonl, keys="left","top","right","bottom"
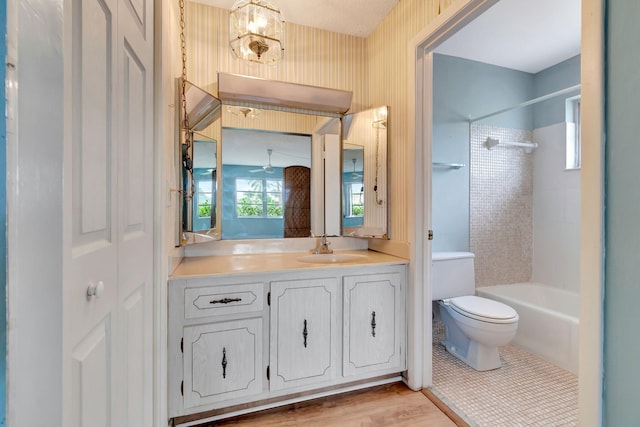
{"left": 303, "top": 319, "right": 308, "bottom": 348}
{"left": 210, "top": 297, "right": 242, "bottom": 305}
{"left": 371, "top": 311, "right": 376, "bottom": 337}
{"left": 222, "top": 347, "right": 228, "bottom": 379}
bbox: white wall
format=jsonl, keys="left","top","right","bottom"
{"left": 532, "top": 123, "right": 581, "bottom": 293}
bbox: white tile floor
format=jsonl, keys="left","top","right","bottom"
{"left": 432, "top": 321, "right": 578, "bottom": 426}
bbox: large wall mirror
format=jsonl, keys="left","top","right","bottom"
{"left": 341, "top": 106, "right": 388, "bottom": 239}
{"left": 179, "top": 77, "right": 389, "bottom": 244}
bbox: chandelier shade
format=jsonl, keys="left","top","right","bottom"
{"left": 229, "top": 0, "right": 284, "bottom": 64}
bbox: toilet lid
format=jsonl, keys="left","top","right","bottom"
{"left": 449, "top": 296, "right": 518, "bottom": 324}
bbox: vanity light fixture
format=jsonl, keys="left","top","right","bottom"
{"left": 227, "top": 105, "right": 262, "bottom": 118}
{"left": 229, "top": 0, "right": 284, "bottom": 64}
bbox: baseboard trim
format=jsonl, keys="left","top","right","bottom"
{"left": 174, "top": 375, "right": 402, "bottom": 426}
{"left": 422, "top": 387, "right": 471, "bottom": 427}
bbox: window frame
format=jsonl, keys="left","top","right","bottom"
{"left": 196, "top": 178, "right": 213, "bottom": 219}
{"left": 565, "top": 95, "right": 581, "bottom": 170}
{"left": 343, "top": 181, "right": 364, "bottom": 218}
{"left": 235, "top": 177, "right": 284, "bottom": 219}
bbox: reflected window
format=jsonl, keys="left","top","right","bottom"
{"left": 343, "top": 182, "right": 364, "bottom": 217}
{"left": 236, "top": 178, "right": 283, "bottom": 218}
{"left": 197, "top": 180, "right": 213, "bottom": 218}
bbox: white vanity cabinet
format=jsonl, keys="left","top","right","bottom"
{"left": 168, "top": 279, "right": 268, "bottom": 418}
{"left": 183, "top": 318, "right": 263, "bottom": 409}
{"left": 343, "top": 272, "right": 403, "bottom": 376}
{"left": 269, "top": 278, "right": 338, "bottom": 390}
{"left": 168, "top": 259, "right": 407, "bottom": 423}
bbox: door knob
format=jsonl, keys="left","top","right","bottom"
{"left": 87, "top": 281, "right": 105, "bottom": 298}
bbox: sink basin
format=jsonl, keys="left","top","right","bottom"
{"left": 297, "top": 253, "right": 367, "bottom": 264}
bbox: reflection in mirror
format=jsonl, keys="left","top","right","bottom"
{"left": 342, "top": 106, "right": 388, "bottom": 239}
{"left": 189, "top": 133, "right": 217, "bottom": 232}
{"left": 221, "top": 128, "right": 312, "bottom": 239}
{"left": 181, "top": 103, "right": 337, "bottom": 243}
{"left": 342, "top": 147, "right": 364, "bottom": 229}
{"left": 179, "top": 80, "right": 222, "bottom": 244}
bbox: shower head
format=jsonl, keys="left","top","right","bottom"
{"left": 484, "top": 137, "right": 538, "bottom": 153}
{"left": 485, "top": 137, "right": 500, "bottom": 150}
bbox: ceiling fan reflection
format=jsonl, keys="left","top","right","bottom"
{"left": 351, "top": 158, "right": 362, "bottom": 179}
{"left": 249, "top": 148, "right": 275, "bottom": 174}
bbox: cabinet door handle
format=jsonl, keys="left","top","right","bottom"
{"left": 303, "top": 319, "right": 308, "bottom": 348}
{"left": 210, "top": 297, "right": 242, "bottom": 305}
{"left": 222, "top": 347, "right": 228, "bottom": 379}
{"left": 371, "top": 311, "right": 376, "bottom": 337}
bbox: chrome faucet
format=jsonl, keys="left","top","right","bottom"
{"left": 311, "top": 234, "right": 333, "bottom": 254}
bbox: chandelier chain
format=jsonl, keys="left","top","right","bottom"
{"left": 179, "top": 0, "right": 191, "bottom": 146}
{"left": 179, "top": 0, "right": 193, "bottom": 204}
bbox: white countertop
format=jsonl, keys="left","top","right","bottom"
{"left": 170, "top": 250, "right": 408, "bottom": 279}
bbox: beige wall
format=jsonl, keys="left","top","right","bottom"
{"left": 185, "top": 2, "right": 367, "bottom": 110}
{"left": 183, "top": 0, "right": 457, "bottom": 245}
{"left": 366, "top": 0, "right": 456, "bottom": 243}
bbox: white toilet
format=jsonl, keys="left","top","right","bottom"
{"left": 432, "top": 252, "right": 519, "bottom": 371}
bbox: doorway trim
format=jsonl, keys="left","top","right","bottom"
{"left": 407, "top": 0, "right": 604, "bottom": 424}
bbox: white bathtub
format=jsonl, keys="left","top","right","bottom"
{"left": 476, "top": 282, "right": 579, "bottom": 375}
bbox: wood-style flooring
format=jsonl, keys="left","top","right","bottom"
{"left": 197, "top": 382, "right": 461, "bottom": 427}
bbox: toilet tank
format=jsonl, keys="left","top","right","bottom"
{"left": 431, "top": 252, "right": 476, "bottom": 301}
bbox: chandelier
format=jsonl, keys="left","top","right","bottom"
{"left": 227, "top": 105, "right": 262, "bottom": 118}
{"left": 229, "top": 0, "right": 284, "bottom": 64}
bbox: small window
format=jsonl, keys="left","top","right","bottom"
{"left": 343, "top": 182, "right": 364, "bottom": 217}
{"left": 235, "top": 178, "right": 283, "bottom": 218}
{"left": 565, "top": 96, "right": 581, "bottom": 170}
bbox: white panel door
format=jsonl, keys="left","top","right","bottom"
{"left": 269, "top": 278, "right": 338, "bottom": 390}
{"left": 116, "top": 0, "right": 154, "bottom": 423}
{"left": 62, "top": 0, "right": 153, "bottom": 422}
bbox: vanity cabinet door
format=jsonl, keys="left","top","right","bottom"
{"left": 269, "top": 278, "right": 338, "bottom": 390}
{"left": 343, "top": 272, "right": 404, "bottom": 376}
{"left": 182, "top": 318, "right": 263, "bottom": 409}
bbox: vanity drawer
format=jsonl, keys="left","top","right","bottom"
{"left": 184, "top": 283, "right": 264, "bottom": 319}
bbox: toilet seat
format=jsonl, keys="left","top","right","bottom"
{"left": 448, "top": 295, "right": 518, "bottom": 324}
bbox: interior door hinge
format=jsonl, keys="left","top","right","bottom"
{"left": 267, "top": 291, "right": 271, "bottom": 306}
{"left": 267, "top": 365, "right": 270, "bottom": 381}
{"left": 428, "top": 230, "right": 434, "bottom": 241}
{"left": 180, "top": 380, "right": 183, "bottom": 396}
{"left": 180, "top": 338, "right": 183, "bottom": 353}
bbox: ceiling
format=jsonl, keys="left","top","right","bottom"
{"left": 435, "top": 0, "right": 581, "bottom": 73}
{"left": 194, "top": 0, "right": 400, "bottom": 38}
{"left": 221, "top": 128, "right": 311, "bottom": 168}
{"left": 195, "top": 0, "right": 580, "bottom": 73}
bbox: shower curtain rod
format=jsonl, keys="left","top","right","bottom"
{"left": 469, "top": 84, "right": 580, "bottom": 123}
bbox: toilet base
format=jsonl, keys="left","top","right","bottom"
{"left": 440, "top": 337, "right": 502, "bottom": 371}
{"left": 439, "top": 303, "right": 503, "bottom": 371}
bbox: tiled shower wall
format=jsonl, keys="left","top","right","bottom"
{"left": 470, "top": 124, "right": 534, "bottom": 287}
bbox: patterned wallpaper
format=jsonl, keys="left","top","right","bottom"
{"left": 184, "top": 0, "right": 459, "bottom": 245}
{"left": 185, "top": 2, "right": 367, "bottom": 110}
{"left": 470, "top": 124, "right": 534, "bottom": 286}
{"left": 366, "top": 0, "right": 457, "bottom": 242}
